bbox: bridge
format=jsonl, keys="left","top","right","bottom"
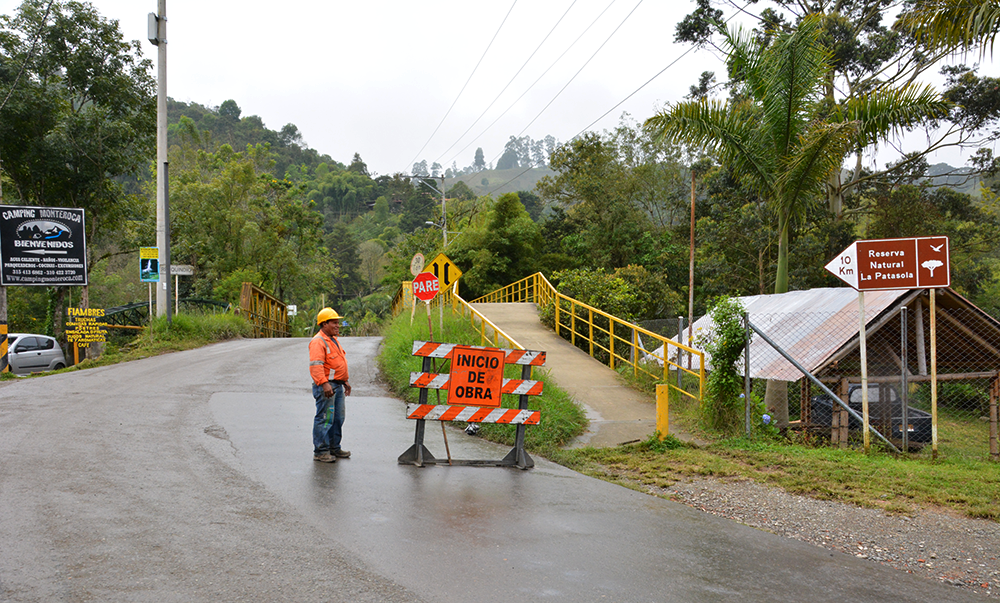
{"left": 399, "top": 273, "right": 706, "bottom": 447}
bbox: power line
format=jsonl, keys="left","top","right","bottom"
{"left": 431, "top": 0, "right": 580, "bottom": 167}
{"left": 402, "top": 1, "right": 518, "bottom": 175}
{"left": 570, "top": 1, "right": 753, "bottom": 141}
{"left": 488, "top": 0, "right": 645, "bottom": 167}
{"left": 450, "top": 1, "right": 756, "bottom": 201}
{"left": 442, "top": 0, "right": 619, "bottom": 171}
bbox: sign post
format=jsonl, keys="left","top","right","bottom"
{"left": 140, "top": 247, "right": 160, "bottom": 317}
{"left": 170, "top": 263, "right": 193, "bottom": 315}
{"left": 426, "top": 253, "right": 462, "bottom": 333}
{"left": 826, "top": 236, "right": 949, "bottom": 452}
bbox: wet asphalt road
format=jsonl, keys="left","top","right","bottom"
{"left": 0, "top": 337, "right": 983, "bottom": 602}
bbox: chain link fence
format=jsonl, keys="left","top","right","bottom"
{"left": 742, "top": 298, "right": 999, "bottom": 459}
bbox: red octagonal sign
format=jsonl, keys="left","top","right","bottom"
{"left": 412, "top": 271, "right": 440, "bottom": 302}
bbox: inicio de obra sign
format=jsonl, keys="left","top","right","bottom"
{"left": 825, "top": 236, "right": 949, "bottom": 291}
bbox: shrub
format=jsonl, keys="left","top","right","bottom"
{"left": 699, "top": 296, "right": 747, "bottom": 434}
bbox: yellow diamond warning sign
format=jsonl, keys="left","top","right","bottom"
{"left": 426, "top": 253, "right": 461, "bottom": 292}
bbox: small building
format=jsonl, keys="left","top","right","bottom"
{"left": 667, "top": 287, "right": 999, "bottom": 454}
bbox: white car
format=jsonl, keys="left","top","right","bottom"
{"left": 7, "top": 333, "right": 67, "bottom": 375}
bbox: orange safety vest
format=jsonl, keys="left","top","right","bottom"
{"left": 309, "top": 331, "right": 349, "bottom": 385}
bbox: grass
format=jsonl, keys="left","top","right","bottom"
{"left": 548, "top": 432, "right": 1000, "bottom": 520}
{"left": 600, "top": 359, "right": 1000, "bottom": 520}
{"left": 377, "top": 310, "right": 588, "bottom": 454}
{"left": 1, "top": 313, "right": 254, "bottom": 380}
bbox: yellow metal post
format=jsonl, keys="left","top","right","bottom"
{"left": 656, "top": 384, "right": 670, "bottom": 438}
{"left": 588, "top": 309, "right": 594, "bottom": 357}
{"left": 610, "top": 318, "right": 615, "bottom": 370}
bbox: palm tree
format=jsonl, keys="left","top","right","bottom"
{"left": 645, "top": 16, "right": 948, "bottom": 426}
{"left": 645, "top": 15, "right": 948, "bottom": 296}
{"left": 901, "top": 0, "right": 1000, "bottom": 56}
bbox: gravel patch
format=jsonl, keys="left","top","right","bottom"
{"left": 649, "top": 477, "right": 999, "bottom": 599}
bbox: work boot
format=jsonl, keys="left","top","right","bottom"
{"left": 313, "top": 452, "right": 336, "bottom": 463}
{"left": 332, "top": 448, "right": 351, "bottom": 458}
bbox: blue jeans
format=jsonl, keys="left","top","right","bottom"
{"left": 313, "top": 382, "right": 345, "bottom": 454}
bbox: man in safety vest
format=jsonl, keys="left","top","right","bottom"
{"left": 309, "top": 307, "right": 351, "bottom": 462}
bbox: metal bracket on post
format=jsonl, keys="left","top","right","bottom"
{"left": 397, "top": 355, "right": 437, "bottom": 466}
{"left": 501, "top": 363, "right": 535, "bottom": 469}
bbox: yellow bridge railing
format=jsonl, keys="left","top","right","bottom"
{"left": 239, "top": 282, "right": 290, "bottom": 338}
{"left": 472, "top": 273, "right": 704, "bottom": 402}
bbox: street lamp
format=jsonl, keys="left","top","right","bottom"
{"left": 424, "top": 221, "right": 461, "bottom": 247}
{"left": 412, "top": 174, "right": 447, "bottom": 247}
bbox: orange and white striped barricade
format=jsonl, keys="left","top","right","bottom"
{"left": 398, "top": 340, "right": 546, "bottom": 469}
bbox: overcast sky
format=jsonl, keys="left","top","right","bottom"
{"left": 0, "top": 0, "right": 987, "bottom": 177}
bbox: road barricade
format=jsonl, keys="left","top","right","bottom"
{"left": 398, "top": 340, "right": 546, "bottom": 469}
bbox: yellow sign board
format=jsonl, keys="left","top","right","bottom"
{"left": 427, "top": 253, "right": 462, "bottom": 292}
{"left": 66, "top": 307, "right": 107, "bottom": 348}
{"left": 402, "top": 281, "right": 414, "bottom": 307}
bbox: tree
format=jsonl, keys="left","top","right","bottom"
{"left": 219, "top": 99, "right": 242, "bottom": 120}
{"left": 901, "top": 0, "right": 1000, "bottom": 56}
{"left": 446, "top": 180, "right": 476, "bottom": 201}
{"left": 646, "top": 16, "right": 947, "bottom": 295}
{"left": 278, "top": 123, "right": 303, "bottom": 147}
{"left": 673, "top": 0, "right": 985, "bottom": 219}
{"left": 473, "top": 147, "right": 486, "bottom": 171}
{"left": 0, "top": 0, "right": 156, "bottom": 330}
{"left": 496, "top": 148, "right": 519, "bottom": 170}
{"left": 537, "top": 122, "right": 684, "bottom": 272}
{"left": 348, "top": 152, "right": 369, "bottom": 177}
{"left": 168, "top": 143, "right": 336, "bottom": 303}
{"left": 357, "top": 240, "right": 386, "bottom": 293}
{"left": 447, "top": 193, "right": 542, "bottom": 298}
{"left": 647, "top": 17, "right": 947, "bottom": 427}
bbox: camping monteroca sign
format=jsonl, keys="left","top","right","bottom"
{"left": 0, "top": 205, "right": 88, "bottom": 286}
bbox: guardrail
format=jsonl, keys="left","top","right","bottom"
{"left": 473, "top": 273, "right": 704, "bottom": 402}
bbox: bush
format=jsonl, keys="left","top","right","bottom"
{"left": 699, "top": 296, "right": 747, "bottom": 434}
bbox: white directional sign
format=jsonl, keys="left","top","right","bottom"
{"left": 826, "top": 236, "right": 949, "bottom": 291}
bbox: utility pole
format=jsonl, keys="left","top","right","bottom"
{"left": 149, "top": 1, "right": 171, "bottom": 323}
{"left": 414, "top": 174, "right": 448, "bottom": 247}
{"left": 441, "top": 175, "right": 447, "bottom": 248}
{"left": 687, "top": 170, "right": 696, "bottom": 367}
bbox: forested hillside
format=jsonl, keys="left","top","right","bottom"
{"left": 3, "top": 0, "right": 1000, "bottom": 343}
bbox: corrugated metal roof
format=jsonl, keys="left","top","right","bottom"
{"left": 735, "top": 288, "right": 906, "bottom": 380}
{"left": 647, "top": 288, "right": 908, "bottom": 380}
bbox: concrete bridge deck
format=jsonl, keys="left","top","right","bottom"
{"left": 471, "top": 302, "right": 692, "bottom": 448}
